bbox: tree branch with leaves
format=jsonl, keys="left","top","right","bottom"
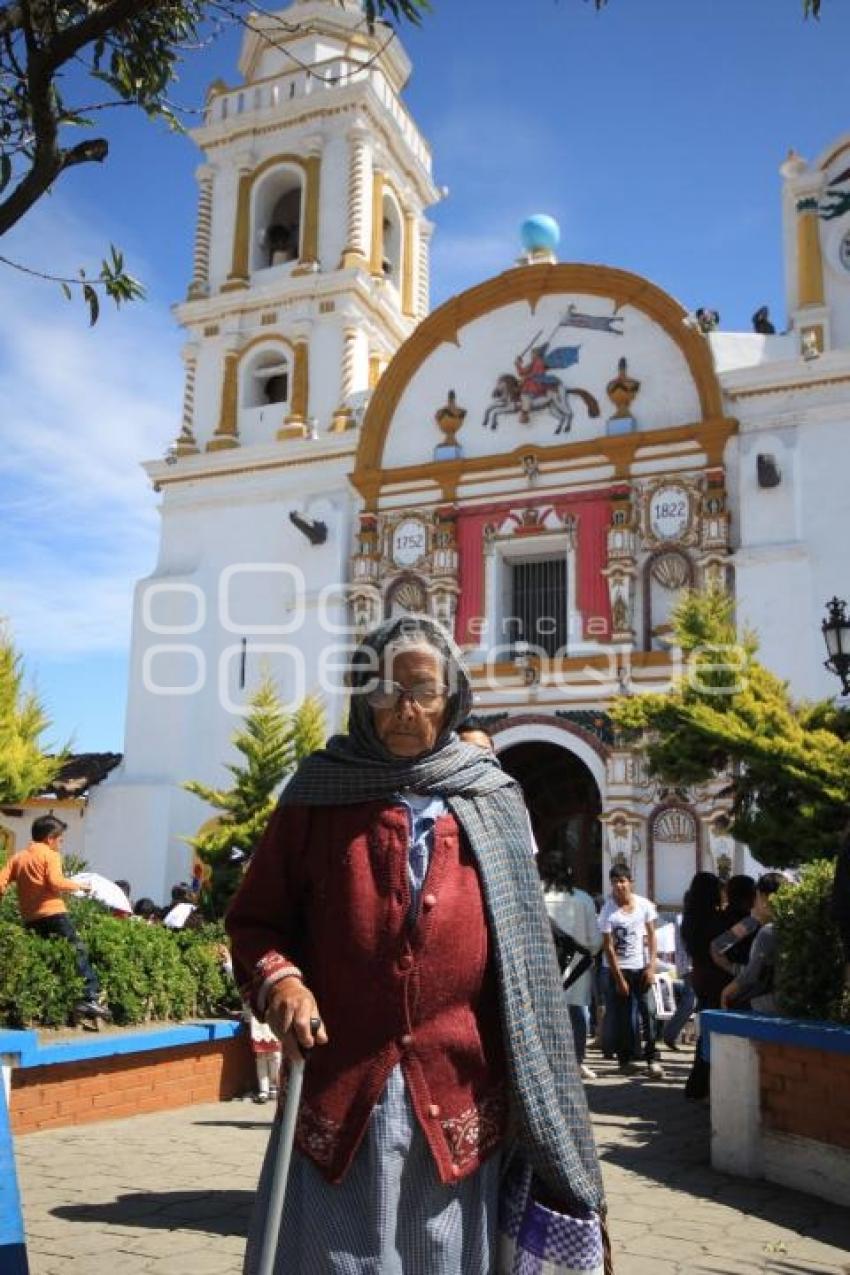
{"left": 183, "top": 677, "right": 326, "bottom": 915}
{"left": 0, "top": 0, "right": 428, "bottom": 319}
{"left": 612, "top": 589, "right": 850, "bottom": 867}
{"left": 0, "top": 622, "right": 65, "bottom": 803}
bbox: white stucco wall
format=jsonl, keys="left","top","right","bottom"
{"left": 723, "top": 371, "right": 850, "bottom": 701}
{"left": 84, "top": 447, "right": 360, "bottom": 901}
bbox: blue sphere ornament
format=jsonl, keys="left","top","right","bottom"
{"left": 520, "top": 214, "right": 561, "bottom": 255}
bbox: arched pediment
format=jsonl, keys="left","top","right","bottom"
{"left": 353, "top": 262, "right": 730, "bottom": 502}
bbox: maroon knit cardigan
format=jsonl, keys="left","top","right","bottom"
{"left": 226, "top": 800, "right": 508, "bottom": 1184}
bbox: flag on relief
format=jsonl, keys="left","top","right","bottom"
{"left": 544, "top": 346, "right": 581, "bottom": 370}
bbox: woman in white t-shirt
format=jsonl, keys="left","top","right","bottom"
{"left": 598, "top": 863, "right": 663, "bottom": 1078}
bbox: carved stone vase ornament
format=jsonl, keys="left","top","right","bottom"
{"left": 434, "top": 389, "right": 467, "bottom": 459}
{"left": 606, "top": 356, "right": 641, "bottom": 435}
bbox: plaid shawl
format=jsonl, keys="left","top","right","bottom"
{"left": 282, "top": 616, "right": 604, "bottom": 1212}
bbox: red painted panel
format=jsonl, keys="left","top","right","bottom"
{"left": 455, "top": 491, "right": 612, "bottom": 646}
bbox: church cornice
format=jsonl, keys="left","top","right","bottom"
{"left": 721, "top": 347, "right": 850, "bottom": 400}
{"left": 352, "top": 418, "right": 738, "bottom": 510}
{"left": 146, "top": 437, "right": 358, "bottom": 491}
{"left": 174, "top": 275, "right": 416, "bottom": 348}
{"left": 191, "top": 86, "right": 438, "bottom": 206}
{"left": 237, "top": 8, "right": 412, "bottom": 93}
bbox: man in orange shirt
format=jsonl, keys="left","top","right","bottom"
{"left": 0, "top": 814, "right": 109, "bottom": 1022}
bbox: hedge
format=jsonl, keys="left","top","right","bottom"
{"left": 773, "top": 859, "right": 849, "bottom": 1024}
{"left": 0, "top": 892, "right": 239, "bottom": 1029}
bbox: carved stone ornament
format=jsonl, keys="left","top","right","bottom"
{"left": 390, "top": 578, "right": 427, "bottom": 612}
{"left": 607, "top": 816, "right": 641, "bottom": 867}
{"left": 652, "top": 807, "right": 697, "bottom": 843}
{"left": 612, "top": 589, "right": 630, "bottom": 633}
{"left": 707, "top": 820, "right": 734, "bottom": 878}
{"left": 606, "top": 356, "right": 641, "bottom": 419}
{"left": 434, "top": 390, "right": 467, "bottom": 460}
{"left": 645, "top": 482, "right": 694, "bottom": 545}
{"left": 435, "top": 389, "right": 467, "bottom": 441}
{"left": 651, "top": 552, "right": 690, "bottom": 591}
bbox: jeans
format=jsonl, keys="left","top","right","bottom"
{"left": 663, "top": 975, "right": 696, "bottom": 1046}
{"left": 598, "top": 966, "right": 619, "bottom": 1057}
{"left": 568, "top": 1004, "right": 588, "bottom": 1065}
{"left": 26, "top": 912, "right": 100, "bottom": 1001}
{"left": 611, "top": 968, "right": 657, "bottom": 1065}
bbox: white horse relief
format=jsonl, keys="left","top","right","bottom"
{"left": 480, "top": 305, "right": 621, "bottom": 435}
{"left": 482, "top": 373, "right": 600, "bottom": 434}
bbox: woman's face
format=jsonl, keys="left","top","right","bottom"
{"left": 371, "top": 644, "right": 449, "bottom": 758}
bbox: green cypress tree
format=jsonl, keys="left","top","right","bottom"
{"left": 183, "top": 679, "right": 326, "bottom": 914}
{"left": 0, "top": 625, "right": 62, "bottom": 804}
{"left": 612, "top": 589, "right": 850, "bottom": 867}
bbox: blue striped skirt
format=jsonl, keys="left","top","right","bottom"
{"left": 243, "top": 1065, "right": 501, "bottom": 1273}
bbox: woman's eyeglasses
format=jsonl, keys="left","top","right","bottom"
{"left": 365, "top": 680, "right": 449, "bottom": 709}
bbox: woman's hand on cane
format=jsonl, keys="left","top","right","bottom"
{"left": 266, "top": 978, "right": 329, "bottom": 1062}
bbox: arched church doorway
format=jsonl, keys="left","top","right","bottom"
{"left": 497, "top": 740, "right": 603, "bottom": 896}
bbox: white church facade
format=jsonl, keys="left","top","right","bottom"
{"left": 84, "top": 0, "right": 850, "bottom": 908}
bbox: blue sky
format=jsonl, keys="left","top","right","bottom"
{"left": 1, "top": 0, "right": 848, "bottom": 754}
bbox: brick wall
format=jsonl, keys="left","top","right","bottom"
{"left": 759, "top": 1041, "right": 850, "bottom": 1150}
{"left": 9, "top": 1035, "right": 256, "bottom": 1134}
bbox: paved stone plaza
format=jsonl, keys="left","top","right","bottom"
{"left": 14, "top": 1050, "right": 850, "bottom": 1274}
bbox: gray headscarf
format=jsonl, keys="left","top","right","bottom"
{"left": 283, "top": 614, "right": 512, "bottom": 804}
{"left": 281, "top": 615, "right": 604, "bottom": 1213}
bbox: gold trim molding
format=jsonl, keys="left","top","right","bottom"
{"left": 154, "top": 449, "right": 356, "bottom": 488}
{"left": 352, "top": 417, "right": 738, "bottom": 509}
{"left": 370, "top": 169, "right": 385, "bottom": 276}
{"left": 796, "top": 202, "right": 825, "bottom": 309}
{"left": 207, "top": 351, "right": 240, "bottom": 451}
{"left": 278, "top": 339, "right": 309, "bottom": 436}
{"left": 725, "top": 373, "right": 850, "bottom": 401}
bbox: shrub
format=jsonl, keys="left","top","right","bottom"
{"left": 0, "top": 895, "right": 239, "bottom": 1029}
{"left": 774, "top": 860, "right": 849, "bottom": 1024}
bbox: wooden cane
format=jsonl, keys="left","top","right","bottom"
{"left": 256, "top": 1017, "right": 320, "bottom": 1275}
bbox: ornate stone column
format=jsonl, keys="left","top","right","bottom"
{"left": 351, "top": 514, "right": 383, "bottom": 636}
{"left": 293, "top": 140, "right": 322, "bottom": 274}
{"left": 599, "top": 810, "right": 644, "bottom": 881}
{"left": 429, "top": 506, "right": 460, "bottom": 630}
{"left": 402, "top": 210, "right": 417, "bottom": 317}
{"left": 417, "top": 220, "right": 433, "bottom": 317}
{"left": 222, "top": 155, "right": 254, "bottom": 292}
{"left": 278, "top": 337, "right": 310, "bottom": 439}
{"left": 174, "top": 345, "right": 200, "bottom": 455}
{"left": 796, "top": 192, "right": 825, "bottom": 310}
{"left": 206, "top": 346, "right": 241, "bottom": 451}
{"left": 370, "top": 168, "right": 386, "bottom": 277}
{"left": 331, "top": 325, "right": 359, "bottom": 432}
{"left": 601, "top": 484, "right": 638, "bottom": 643}
{"left": 795, "top": 188, "right": 830, "bottom": 354}
{"left": 340, "top": 127, "right": 370, "bottom": 269}
{"left": 368, "top": 350, "right": 385, "bottom": 389}
{"left": 187, "top": 165, "right": 214, "bottom": 300}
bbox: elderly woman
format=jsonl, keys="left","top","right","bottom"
{"left": 226, "top": 616, "right": 605, "bottom": 1274}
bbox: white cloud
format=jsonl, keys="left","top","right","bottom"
{"left": 0, "top": 200, "right": 182, "bottom": 657}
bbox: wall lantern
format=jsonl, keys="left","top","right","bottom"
{"left": 822, "top": 596, "right": 850, "bottom": 695}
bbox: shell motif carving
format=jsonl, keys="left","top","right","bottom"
{"left": 651, "top": 552, "right": 690, "bottom": 591}
{"left": 391, "top": 579, "right": 426, "bottom": 612}
{"left": 652, "top": 808, "right": 697, "bottom": 843}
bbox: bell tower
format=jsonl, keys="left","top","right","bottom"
{"left": 781, "top": 135, "right": 850, "bottom": 355}
{"left": 173, "top": 0, "right": 439, "bottom": 453}
{"left": 84, "top": 0, "right": 440, "bottom": 903}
